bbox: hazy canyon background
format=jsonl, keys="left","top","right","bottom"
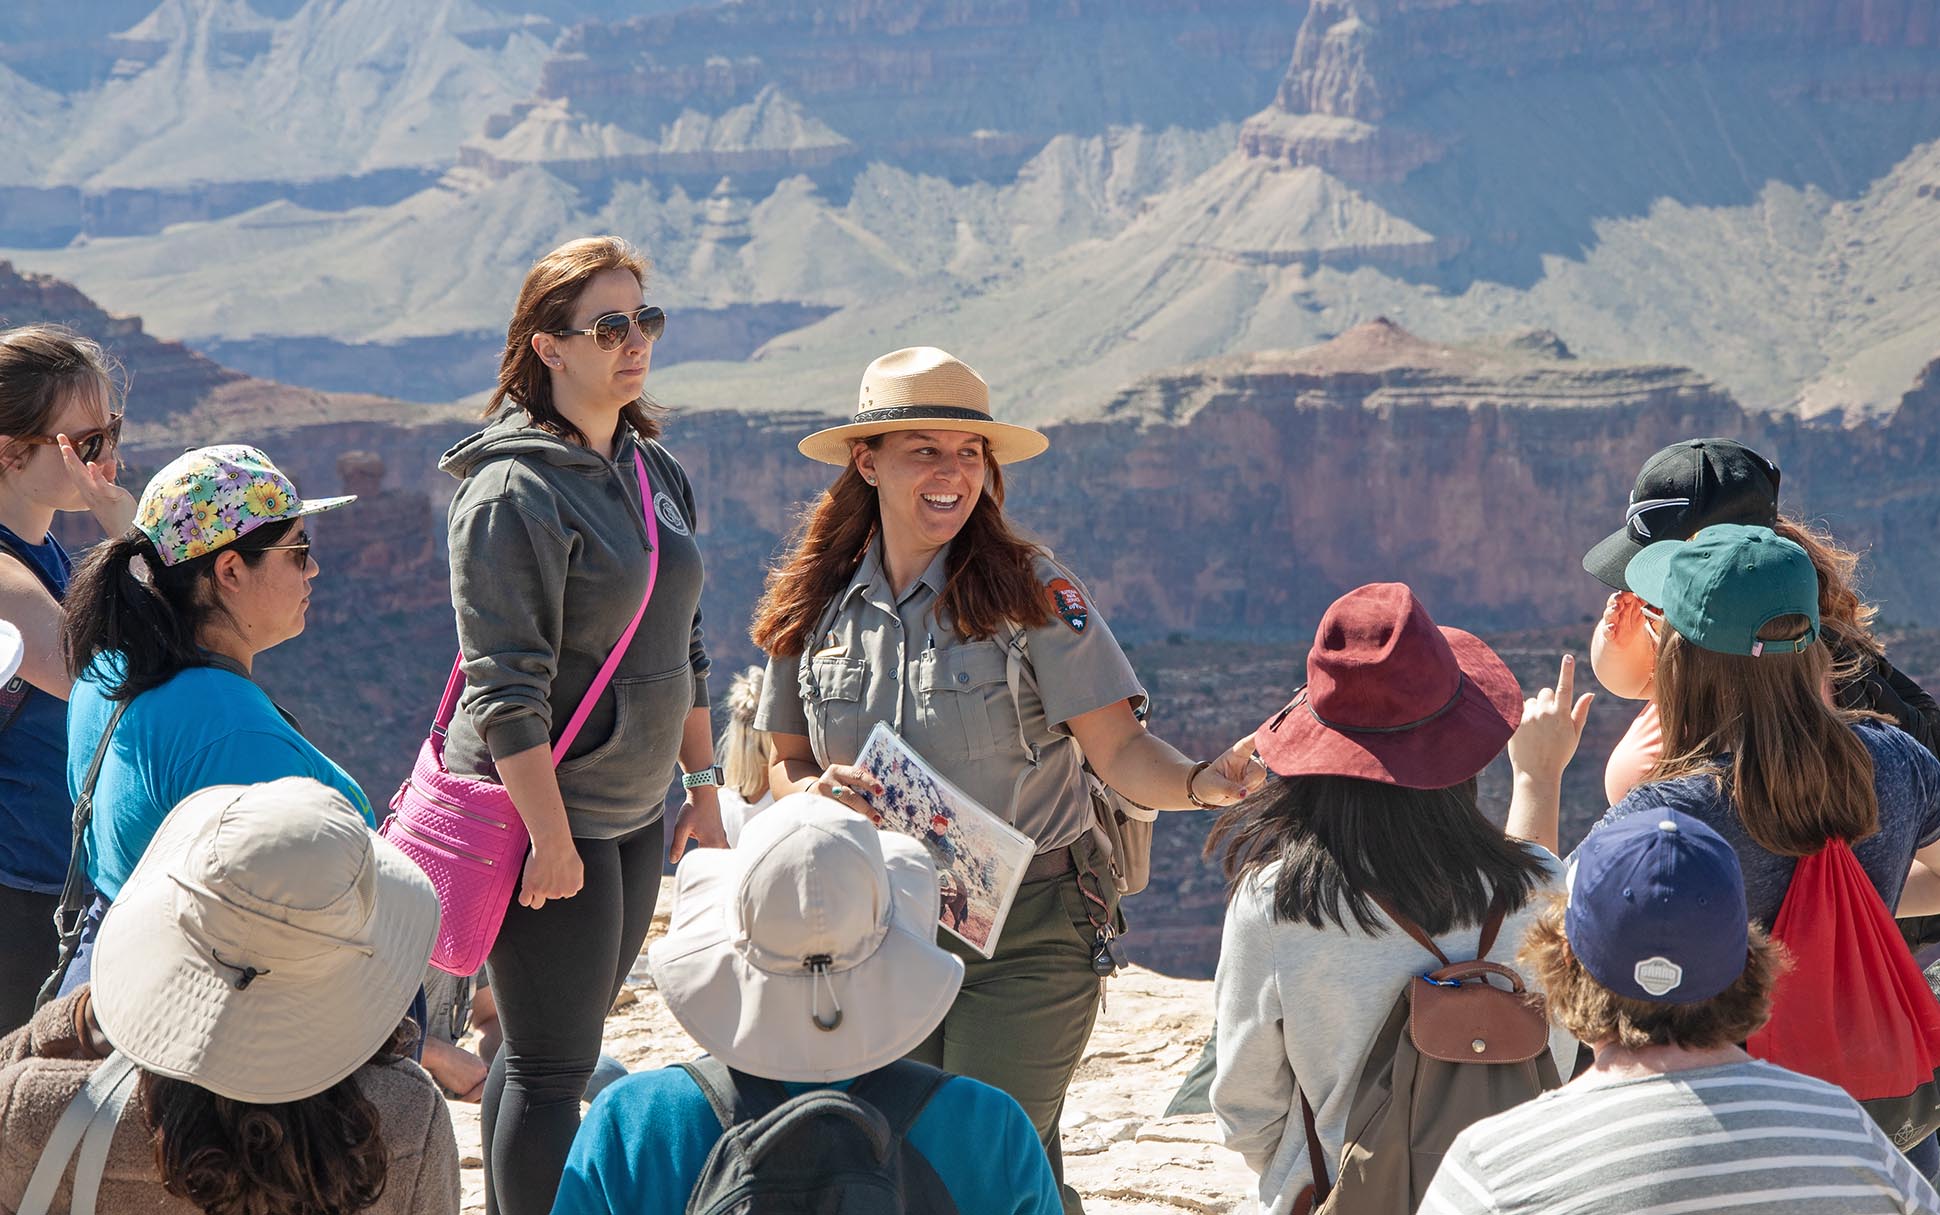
{"left": 4, "top": 0, "right": 1940, "bottom": 974}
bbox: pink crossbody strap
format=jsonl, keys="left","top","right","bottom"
{"left": 431, "top": 448, "right": 662, "bottom": 767}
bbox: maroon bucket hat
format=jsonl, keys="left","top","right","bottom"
{"left": 1256, "top": 583, "right": 1523, "bottom": 790}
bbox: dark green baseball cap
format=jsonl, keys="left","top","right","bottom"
{"left": 1622, "top": 524, "right": 1819, "bottom": 657}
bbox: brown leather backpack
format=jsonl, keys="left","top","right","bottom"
{"left": 1293, "top": 893, "right": 1561, "bottom": 1215}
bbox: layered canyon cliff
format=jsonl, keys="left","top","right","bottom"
{"left": 10, "top": 1, "right": 1940, "bottom": 428}
{"left": 18, "top": 261, "right": 1930, "bottom": 974}
{"left": 464, "top": 1, "right": 1306, "bottom": 190}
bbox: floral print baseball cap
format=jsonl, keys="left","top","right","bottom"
{"left": 136, "top": 445, "right": 356, "bottom": 566}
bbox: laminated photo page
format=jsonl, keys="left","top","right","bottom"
{"left": 856, "top": 722, "right": 1036, "bottom": 957}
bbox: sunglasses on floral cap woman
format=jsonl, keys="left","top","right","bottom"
{"left": 14, "top": 412, "right": 123, "bottom": 464}
{"left": 544, "top": 305, "right": 666, "bottom": 351}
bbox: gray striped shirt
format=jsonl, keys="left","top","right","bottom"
{"left": 1421, "top": 1059, "right": 1939, "bottom": 1214}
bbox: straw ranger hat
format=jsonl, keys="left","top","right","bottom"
{"left": 89, "top": 777, "right": 439, "bottom": 1104}
{"left": 648, "top": 792, "right": 965, "bottom": 1083}
{"left": 797, "top": 346, "right": 1049, "bottom": 466}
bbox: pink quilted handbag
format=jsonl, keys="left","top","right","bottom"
{"left": 383, "top": 450, "right": 660, "bottom": 975}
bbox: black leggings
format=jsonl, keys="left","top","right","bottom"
{"left": 0, "top": 884, "right": 57, "bottom": 1035}
{"left": 480, "top": 819, "right": 664, "bottom": 1215}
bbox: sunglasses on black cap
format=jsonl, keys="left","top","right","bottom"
{"left": 545, "top": 306, "right": 665, "bottom": 351}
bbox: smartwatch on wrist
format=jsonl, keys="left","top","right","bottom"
{"left": 681, "top": 765, "right": 725, "bottom": 790}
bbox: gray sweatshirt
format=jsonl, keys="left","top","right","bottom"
{"left": 439, "top": 416, "right": 708, "bottom": 838}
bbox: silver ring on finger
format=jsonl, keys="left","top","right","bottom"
{"left": 828, "top": 784, "right": 850, "bottom": 799}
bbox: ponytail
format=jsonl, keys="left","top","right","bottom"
{"left": 63, "top": 521, "right": 292, "bottom": 701}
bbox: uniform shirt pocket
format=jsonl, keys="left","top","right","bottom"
{"left": 806, "top": 655, "right": 867, "bottom": 763}
{"left": 916, "top": 642, "right": 1009, "bottom": 760}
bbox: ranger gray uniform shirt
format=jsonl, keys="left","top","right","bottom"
{"left": 755, "top": 540, "right": 1144, "bottom": 853}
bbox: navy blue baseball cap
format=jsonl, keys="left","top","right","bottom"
{"left": 1565, "top": 811, "right": 1748, "bottom": 1005}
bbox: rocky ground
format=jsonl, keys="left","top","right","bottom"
{"left": 448, "top": 914, "right": 1256, "bottom": 1214}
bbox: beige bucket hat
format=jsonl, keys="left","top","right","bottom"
{"left": 648, "top": 792, "right": 964, "bottom": 1082}
{"left": 797, "top": 346, "right": 1049, "bottom": 466}
{"left": 90, "top": 777, "right": 439, "bottom": 1104}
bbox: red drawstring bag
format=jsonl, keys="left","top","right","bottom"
{"left": 1748, "top": 839, "right": 1940, "bottom": 1147}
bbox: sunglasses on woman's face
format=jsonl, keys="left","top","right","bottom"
{"left": 256, "top": 532, "right": 311, "bottom": 564}
{"left": 16, "top": 413, "right": 124, "bottom": 464}
{"left": 545, "top": 306, "right": 665, "bottom": 351}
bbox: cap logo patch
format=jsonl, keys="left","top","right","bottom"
{"left": 1634, "top": 956, "right": 1684, "bottom": 996}
{"left": 1626, "top": 497, "right": 1692, "bottom": 540}
{"left": 1047, "top": 578, "right": 1089, "bottom": 632}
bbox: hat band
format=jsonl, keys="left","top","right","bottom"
{"left": 850, "top": 405, "right": 994, "bottom": 426}
{"left": 1298, "top": 674, "right": 1468, "bottom": 736}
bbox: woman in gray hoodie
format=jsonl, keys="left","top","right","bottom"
{"left": 440, "top": 236, "right": 723, "bottom": 1215}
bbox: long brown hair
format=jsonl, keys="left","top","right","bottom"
{"left": 140, "top": 1021, "right": 415, "bottom": 1215}
{"left": 1206, "top": 774, "right": 1552, "bottom": 937}
{"left": 1649, "top": 619, "right": 1878, "bottom": 856}
{"left": 489, "top": 235, "right": 664, "bottom": 446}
{"left": 750, "top": 437, "right": 1052, "bottom": 656}
{"left": 1775, "top": 514, "right": 1880, "bottom": 660}
{"left": 0, "top": 323, "right": 121, "bottom": 468}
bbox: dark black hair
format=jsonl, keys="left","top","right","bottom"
{"left": 1205, "top": 773, "right": 1552, "bottom": 937}
{"left": 62, "top": 519, "right": 300, "bottom": 701}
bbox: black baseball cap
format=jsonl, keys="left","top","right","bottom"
{"left": 1582, "top": 438, "right": 1782, "bottom": 592}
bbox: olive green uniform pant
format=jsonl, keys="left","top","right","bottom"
{"left": 907, "top": 845, "right": 1118, "bottom": 1215}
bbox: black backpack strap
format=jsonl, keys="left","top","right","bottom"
{"left": 844, "top": 1059, "right": 951, "bottom": 1143}
{"left": 34, "top": 695, "right": 136, "bottom": 1010}
{"left": 678, "top": 1057, "right": 793, "bottom": 1132}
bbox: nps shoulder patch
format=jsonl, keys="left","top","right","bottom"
{"left": 1046, "top": 577, "right": 1089, "bottom": 633}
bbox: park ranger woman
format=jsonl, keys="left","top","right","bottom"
{"left": 750, "top": 346, "right": 1261, "bottom": 1212}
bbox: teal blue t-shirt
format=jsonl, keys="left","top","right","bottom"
{"left": 68, "top": 657, "right": 374, "bottom": 902}
{"left": 550, "top": 1066, "right": 1063, "bottom": 1215}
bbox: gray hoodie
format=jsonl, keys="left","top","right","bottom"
{"left": 439, "top": 416, "right": 708, "bottom": 838}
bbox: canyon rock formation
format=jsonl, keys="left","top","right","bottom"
{"left": 9, "top": 2, "right": 1940, "bottom": 424}
{"left": 11, "top": 268, "right": 1939, "bottom": 977}
{"left": 466, "top": 2, "right": 1305, "bottom": 191}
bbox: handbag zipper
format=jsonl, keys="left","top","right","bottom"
{"left": 390, "top": 818, "right": 497, "bottom": 867}
{"left": 407, "top": 780, "right": 513, "bottom": 829}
